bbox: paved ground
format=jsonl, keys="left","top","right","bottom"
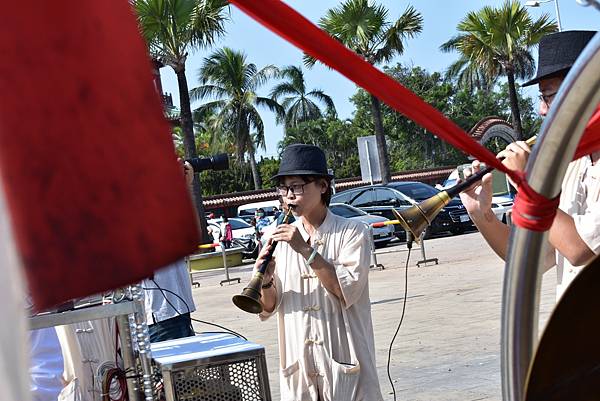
{"left": 189, "top": 232, "right": 557, "bottom": 401}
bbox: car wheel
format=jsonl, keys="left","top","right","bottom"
{"left": 374, "top": 240, "right": 390, "bottom": 249}
{"left": 451, "top": 227, "right": 464, "bottom": 236}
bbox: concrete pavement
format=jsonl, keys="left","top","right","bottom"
{"left": 189, "top": 232, "right": 557, "bottom": 401}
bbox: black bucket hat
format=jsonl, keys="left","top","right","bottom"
{"left": 272, "top": 144, "right": 334, "bottom": 181}
{"left": 523, "top": 30, "right": 597, "bottom": 87}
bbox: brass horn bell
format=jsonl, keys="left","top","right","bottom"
{"left": 392, "top": 191, "right": 452, "bottom": 241}
{"left": 232, "top": 272, "right": 265, "bottom": 314}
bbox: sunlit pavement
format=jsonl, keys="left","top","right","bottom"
{"left": 190, "top": 232, "right": 556, "bottom": 401}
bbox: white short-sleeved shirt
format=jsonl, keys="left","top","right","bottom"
{"left": 260, "top": 210, "right": 383, "bottom": 401}
{"left": 144, "top": 259, "right": 196, "bottom": 323}
{"left": 555, "top": 156, "right": 600, "bottom": 300}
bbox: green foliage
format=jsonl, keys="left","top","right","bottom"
{"left": 440, "top": 0, "right": 557, "bottom": 137}
{"left": 134, "top": 0, "right": 229, "bottom": 68}
{"left": 191, "top": 47, "right": 284, "bottom": 189}
{"left": 258, "top": 157, "right": 281, "bottom": 189}
{"left": 350, "top": 63, "right": 542, "bottom": 170}
{"left": 279, "top": 118, "right": 367, "bottom": 178}
{"left": 270, "top": 66, "right": 337, "bottom": 129}
{"left": 308, "top": 0, "right": 424, "bottom": 182}
{"left": 199, "top": 160, "right": 253, "bottom": 195}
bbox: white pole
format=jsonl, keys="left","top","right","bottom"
{"left": 365, "top": 142, "right": 374, "bottom": 185}
{"left": 554, "top": 0, "right": 563, "bottom": 31}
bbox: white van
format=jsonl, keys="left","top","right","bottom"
{"left": 237, "top": 200, "right": 281, "bottom": 224}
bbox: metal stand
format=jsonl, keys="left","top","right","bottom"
{"left": 28, "top": 287, "right": 155, "bottom": 401}
{"left": 130, "top": 285, "right": 155, "bottom": 401}
{"left": 117, "top": 314, "right": 142, "bottom": 401}
{"left": 416, "top": 232, "right": 438, "bottom": 267}
{"left": 369, "top": 226, "right": 384, "bottom": 270}
{"left": 186, "top": 256, "right": 200, "bottom": 288}
{"left": 220, "top": 242, "right": 241, "bottom": 286}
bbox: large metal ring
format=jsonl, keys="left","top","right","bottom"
{"left": 501, "top": 33, "right": 600, "bottom": 401}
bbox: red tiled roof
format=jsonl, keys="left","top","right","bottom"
{"left": 204, "top": 166, "right": 455, "bottom": 209}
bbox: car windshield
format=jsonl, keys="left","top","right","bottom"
{"left": 330, "top": 204, "right": 365, "bottom": 218}
{"left": 229, "top": 219, "right": 251, "bottom": 230}
{"left": 390, "top": 183, "right": 438, "bottom": 200}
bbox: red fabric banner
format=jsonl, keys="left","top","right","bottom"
{"left": 229, "top": 0, "right": 600, "bottom": 231}
{"left": 575, "top": 106, "right": 600, "bottom": 160}
{"left": 0, "top": 2, "right": 199, "bottom": 309}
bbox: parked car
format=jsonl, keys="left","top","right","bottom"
{"left": 331, "top": 183, "right": 473, "bottom": 239}
{"left": 207, "top": 217, "right": 259, "bottom": 260}
{"left": 441, "top": 166, "right": 514, "bottom": 224}
{"left": 330, "top": 185, "right": 413, "bottom": 240}
{"left": 491, "top": 194, "right": 514, "bottom": 223}
{"left": 329, "top": 203, "right": 395, "bottom": 248}
{"left": 237, "top": 200, "right": 280, "bottom": 224}
{"left": 385, "top": 181, "right": 475, "bottom": 235}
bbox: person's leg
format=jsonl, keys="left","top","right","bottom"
{"left": 148, "top": 313, "right": 194, "bottom": 343}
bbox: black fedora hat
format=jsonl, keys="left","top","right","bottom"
{"left": 523, "top": 30, "right": 597, "bottom": 87}
{"left": 272, "top": 144, "right": 334, "bottom": 181}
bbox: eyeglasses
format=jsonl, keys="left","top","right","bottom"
{"left": 276, "top": 183, "right": 310, "bottom": 196}
{"left": 538, "top": 91, "right": 558, "bottom": 107}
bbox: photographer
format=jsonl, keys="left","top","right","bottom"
{"left": 143, "top": 160, "right": 197, "bottom": 342}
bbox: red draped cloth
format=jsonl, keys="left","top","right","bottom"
{"left": 0, "top": 2, "right": 199, "bottom": 309}
{"left": 229, "top": 0, "right": 600, "bottom": 232}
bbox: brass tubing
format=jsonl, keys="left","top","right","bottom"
{"left": 445, "top": 135, "right": 537, "bottom": 199}
{"left": 232, "top": 206, "right": 295, "bottom": 314}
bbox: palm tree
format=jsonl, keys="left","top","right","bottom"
{"left": 306, "top": 0, "right": 423, "bottom": 184}
{"left": 134, "top": 0, "right": 229, "bottom": 239}
{"left": 440, "top": 0, "right": 557, "bottom": 139}
{"left": 191, "top": 47, "right": 284, "bottom": 189}
{"left": 270, "top": 66, "right": 336, "bottom": 130}
{"left": 444, "top": 56, "right": 497, "bottom": 94}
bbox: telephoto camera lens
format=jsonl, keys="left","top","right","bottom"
{"left": 186, "top": 153, "right": 229, "bottom": 173}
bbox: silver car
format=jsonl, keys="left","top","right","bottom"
{"left": 329, "top": 203, "right": 395, "bottom": 248}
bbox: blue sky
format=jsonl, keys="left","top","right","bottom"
{"left": 160, "top": 0, "right": 599, "bottom": 158}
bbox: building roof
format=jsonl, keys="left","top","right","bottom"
{"left": 203, "top": 166, "right": 454, "bottom": 209}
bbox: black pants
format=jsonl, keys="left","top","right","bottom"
{"left": 148, "top": 313, "right": 194, "bottom": 343}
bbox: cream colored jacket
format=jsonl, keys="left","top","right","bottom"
{"left": 260, "top": 210, "right": 383, "bottom": 401}
{"left": 554, "top": 156, "right": 600, "bottom": 300}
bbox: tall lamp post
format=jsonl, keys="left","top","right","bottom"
{"left": 525, "top": 0, "right": 562, "bottom": 31}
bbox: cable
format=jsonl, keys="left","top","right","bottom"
{"left": 387, "top": 232, "right": 413, "bottom": 401}
{"left": 147, "top": 279, "right": 194, "bottom": 334}
{"left": 190, "top": 319, "right": 247, "bottom": 340}
{"left": 150, "top": 279, "right": 191, "bottom": 314}
{"left": 143, "top": 283, "right": 247, "bottom": 340}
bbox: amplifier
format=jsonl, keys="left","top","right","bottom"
{"left": 151, "top": 333, "right": 271, "bottom": 401}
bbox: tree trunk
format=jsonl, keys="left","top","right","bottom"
{"left": 506, "top": 69, "right": 523, "bottom": 141}
{"left": 248, "top": 147, "right": 262, "bottom": 189}
{"left": 175, "top": 64, "right": 209, "bottom": 243}
{"left": 369, "top": 95, "right": 391, "bottom": 184}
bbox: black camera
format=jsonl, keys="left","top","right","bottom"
{"left": 186, "top": 153, "right": 229, "bottom": 173}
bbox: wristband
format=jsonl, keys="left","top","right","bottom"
{"left": 261, "top": 277, "right": 274, "bottom": 289}
{"left": 305, "top": 247, "right": 319, "bottom": 265}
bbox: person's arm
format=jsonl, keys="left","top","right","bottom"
{"left": 269, "top": 224, "right": 343, "bottom": 300}
{"left": 549, "top": 209, "right": 595, "bottom": 265}
{"left": 459, "top": 160, "right": 511, "bottom": 260}
{"left": 499, "top": 143, "right": 595, "bottom": 266}
{"left": 297, "top": 242, "right": 344, "bottom": 300}
{"left": 470, "top": 206, "right": 511, "bottom": 260}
